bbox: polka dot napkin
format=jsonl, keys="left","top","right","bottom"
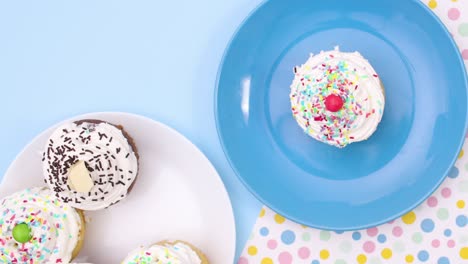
{"left": 239, "top": 1, "right": 468, "bottom": 263}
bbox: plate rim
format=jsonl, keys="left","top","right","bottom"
{"left": 0, "top": 111, "right": 237, "bottom": 263}
{"left": 214, "top": 0, "right": 468, "bottom": 230}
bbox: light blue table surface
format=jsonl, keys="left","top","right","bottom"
{"left": 0, "top": 0, "right": 263, "bottom": 261}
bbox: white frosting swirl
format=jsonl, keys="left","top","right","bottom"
{"left": 42, "top": 121, "right": 138, "bottom": 210}
{"left": 0, "top": 187, "right": 82, "bottom": 263}
{"left": 290, "top": 47, "right": 385, "bottom": 147}
{"left": 122, "top": 242, "right": 202, "bottom": 264}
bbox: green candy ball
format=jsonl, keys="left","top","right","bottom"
{"left": 12, "top": 223, "right": 32, "bottom": 243}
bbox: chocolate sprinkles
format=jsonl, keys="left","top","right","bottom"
{"left": 42, "top": 121, "right": 138, "bottom": 210}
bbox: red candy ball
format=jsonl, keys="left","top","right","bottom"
{"left": 324, "top": 94, "right": 344, "bottom": 112}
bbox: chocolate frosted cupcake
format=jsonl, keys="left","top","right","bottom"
{"left": 42, "top": 119, "right": 139, "bottom": 210}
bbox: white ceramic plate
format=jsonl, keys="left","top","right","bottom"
{"left": 0, "top": 112, "right": 236, "bottom": 263}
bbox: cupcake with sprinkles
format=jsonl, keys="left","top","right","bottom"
{"left": 290, "top": 47, "right": 385, "bottom": 148}
{"left": 0, "top": 187, "right": 86, "bottom": 264}
{"left": 42, "top": 119, "right": 139, "bottom": 211}
{"left": 122, "top": 240, "right": 208, "bottom": 264}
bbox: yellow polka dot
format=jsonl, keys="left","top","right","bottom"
{"left": 247, "top": 246, "right": 258, "bottom": 256}
{"left": 457, "top": 200, "right": 466, "bottom": 209}
{"left": 428, "top": 0, "right": 437, "bottom": 9}
{"left": 301, "top": 224, "right": 308, "bottom": 229}
{"left": 320, "top": 249, "right": 330, "bottom": 260}
{"left": 459, "top": 149, "right": 464, "bottom": 159}
{"left": 461, "top": 247, "right": 468, "bottom": 259}
{"left": 402, "top": 211, "right": 416, "bottom": 224}
{"left": 405, "top": 254, "right": 414, "bottom": 263}
{"left": 261, "top": 257, "right": 274, "bottom": 264}
{"left": 357, "top": 254, "right": 367, "bottom": 264}
{"left": 259, "top": 208, "right": 265, "bottom": 217}
{"left": 381, "top": 248, "right": 392, "bottom": 259}
{"left": 274, "top": 214, "right": 286, "bottom": 224}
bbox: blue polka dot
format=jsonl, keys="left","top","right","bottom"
{"left": 418, "top": 250, "right": 429, "bottom": 262}
{"left": 444, "top": 229, "right": 452, "bottom": 237}
{"left": 421, "top": 219, "right": 435, "bottom": 233}
{"left": 438, "top": 257, "right": 450, "bottom": 264}
{"left": 377, "top": 234, "right": 387, "bottom": 243}
{"left": 281, "top": 230, "right": 296, "bottom": 245}
{"left": 335, "top": 230, "right": 344, "bottom": 234}
{"left": 352, "top": 232, "right": 361, "bottom": 241}
{"left": 448, "top": 166, "right": 459, "bottom": 178}
{"left": 311, "top": 260, "right": 320, "bottom": 264}
{"left": 260, "top": 227, "right": 269, "bottom": 236}
{"left": 456, "top": 215, "right": 467, "bottom": 227}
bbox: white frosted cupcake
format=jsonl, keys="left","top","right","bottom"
{"left": 122, "top": 240, "right": 208, "bottom": 264}
{"left": 0, "top": 187, "right": 86, "bottom": 263}
{"left": 42, "top": 119, "right": 139, "bottom": 210}
{"left": 290, "top": 47, "right": 385, "bottom": 148}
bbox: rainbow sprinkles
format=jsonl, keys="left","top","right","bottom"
{"left": 290, "top": 47, "right": 385, "bottom": 148}
{"left": 0, "top": 188, "right": 84, "bottom": 263}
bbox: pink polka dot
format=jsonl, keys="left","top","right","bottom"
{"left": 363, "top": 241, "right": 376, "bottom": 253}
{"left": 392, "top": 226, "right": 403, "bottom": 237}
{"left": 448, "top": 239, "right": 456, "bottom": 248}
{"left": 427, "top": 196, "right": 438, "bottom": 207}
{"left": 448, "top": 8, "right": 460, "bottom": 20}
{"left": 432, "top": 239, "right": 440, "bottom": 248}
{"left": 441, "top": 188, "right": 451, "bottom": 198}
{"left": 298, "top": 247, "right": 310, "bottom": 259}
{"left": 462, "top": 49, "right": 468, "bottom": 60}
{"left": 278, "top": 251, "right": 293, "bottom": 264}
{"left": 367, "top": 227, "right": 378, "bottom": 237}
{"left": 267, "top": 239, "right": 278, "bottom": 250}
{"left": 238, "top": 257, "right": 249, "bottom": 264}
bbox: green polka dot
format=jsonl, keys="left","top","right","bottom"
{"left": 369, "top": 257, "right": 382, "bottom": 264}
{"left": 339, "top": 240, "right": 352, "bottom": 253}
{"left": 437, "top": 208, "right": 449, "bottom": 220}
{"left": 464, "top": 163, "right": 468, "bottom": 171}
{"left": 320, "top": 231, "right": 331, "bottom": 241}
{"left": 460, "top": 235, "right": 468, "bottom": 243}
{"left": 459, "top": 23, "right": 468, "bottom": 36}
{"left": 459, "top": 181, "right": 468, "bottom": 192}
{"left": 302, "top": 232, "right": 311, "bottom": 241}
{"left": 393, "top": 241, "right": 406, "bottom": 252}
{"left": 412, "top": 232, "right": 423, "bottom": 244}
{"left": 249, "top": 233, "right": 254, "bottom": 240}
{"left": 335, "top": 260, "right": 347, "bottom": 264}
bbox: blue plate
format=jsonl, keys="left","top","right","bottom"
{"left": 215, "top": 0, "right": 468, "bottom": 230}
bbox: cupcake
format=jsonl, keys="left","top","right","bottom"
{"left": 290, "top": 47, "right": 385, "bottom": 148}
{"left": 122, "top": 240, "right": 209, "bottom": 264}
{"left": 0, "top": 187, "right": 86, "bottom": 263}
{"left": 42, "top": 119, "right": 139, "bottom": 210}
